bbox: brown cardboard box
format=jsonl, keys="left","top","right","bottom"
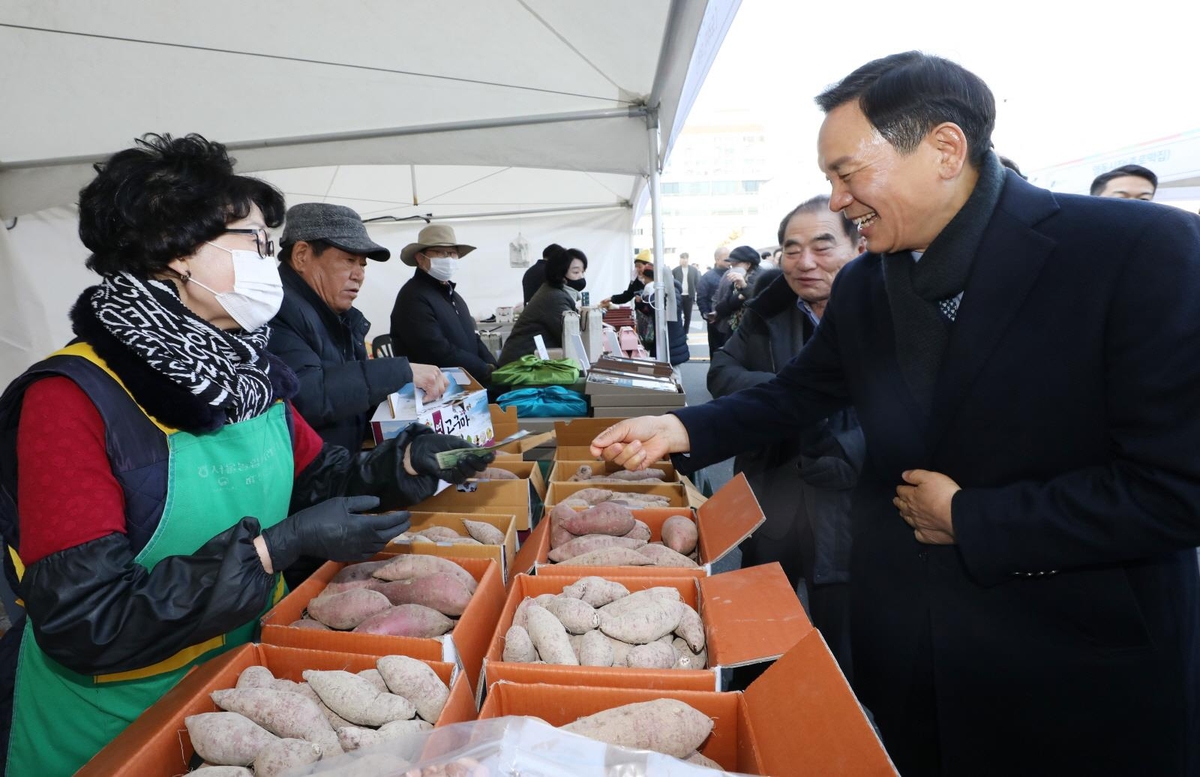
{"left": 77, "top": 643, "right": 476, "bottom": 777}
{"left": 553, "top": 417, "right": 672, "bottom": 461}
{"left": 413, "top": 477, "right": 535, "bottom": 530}
{"left": 477, "top": 630, "right": 897, "bottom": 775}
{"left": 386, "top": 512, "right": 517, "bottom": 582}
{"left": 261, "top": 556, "right": 505, "bottom": 699}
{"left": 549, "top": 459, "right": 679, "bottom": 484}
{"left": 484, "top": 459, "right": 547, "bottom": 501}
{"left": 482, "top": 562, "right": 809, "bottom": 693}
{"left": 522, "top": 473, "right": 763, "bottom": 578}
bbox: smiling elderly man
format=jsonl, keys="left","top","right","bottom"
{"left": 269, "top": 203, "right": 446, "bottom": 452}
{"left": 590, "top": 51, "right": 1200, "bottom": 776}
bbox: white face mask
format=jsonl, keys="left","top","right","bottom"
{"left": 189, "top": 243, "right": 284, "bottom": 331}
{"left": 427, "top": 256, "right": 458, "bottom": 282}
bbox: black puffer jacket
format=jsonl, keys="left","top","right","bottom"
{"left": 498, "top": 283, "right": 579, "bottom": 365}
{"left": 707, "top": 272, "right": 864, "bottom": 585}
{"left": 390, "top": 270, "right": 497, "bottom": 385}
{"left": 269, "top": 264, "right": 412, "bottom": 452}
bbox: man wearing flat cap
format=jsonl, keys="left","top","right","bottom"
{"left": 269, "top": 203, "right": 448, "bottom": 452}
{"left": 390, "top": 224, "right": 498, "bottom": 385}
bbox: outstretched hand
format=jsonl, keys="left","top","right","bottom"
{"left": 589, "top": 415, "right": 690, "bottom": 470}
{"left": 894, "top": 469, "right": 960, "bottom": 545}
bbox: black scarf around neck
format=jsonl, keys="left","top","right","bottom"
{"left": 71, "top": 273, "right": 296, "bottom": 431}
{"left": 882, "top": 151, "right": 1006, "bottom": 415}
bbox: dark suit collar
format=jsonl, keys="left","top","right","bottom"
{"left": 926, "top": 171, "right": 1060, "bottom": 451}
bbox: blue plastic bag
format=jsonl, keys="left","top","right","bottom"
{"left": 496, "top": 385, "right": 588, "bottom": 418}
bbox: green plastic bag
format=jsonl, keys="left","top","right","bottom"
{"left": 491, "top": 354, "right": 580, "bottom": 387}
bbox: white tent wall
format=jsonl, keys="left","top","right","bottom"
{"left": 0, "top": 203, "right": 631, "bottom": 387}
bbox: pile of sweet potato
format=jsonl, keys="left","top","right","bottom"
{"left": 288, "top": 556, "right": 476, "bottom": 637}
{"left": 184, "top": 656, "right": 449, "bottom": 775}
{"left": 567, "top": 464, "right": 668, "bottom": 484}
{"left": 503, "top": 577, "right": 707, "bottom": 670}
{"left": 558, "top": 487, "right": 672, "bottom": 510}
{"left": 545, "top": 502, "right": 700, "bottom": 568}
{"left": 393, "top": 518, "right": 505, "bottom": 547}
{"left": 562, "top": 699, "right": 720, "bottom": 768}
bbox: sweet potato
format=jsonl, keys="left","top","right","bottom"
{"left": 303, "top": 670, "right": 416, "bottom": 727}
{"left": 317, "top": 753, "right": 412, "bottom": 777}
{"left": 185, "top": 712, "right": 279, "bottom": 766}
{"left": 209, "top": 688, "right": 336, "bottom": 749}
{"left": 511, "top": 597, "right": 535, "bottom": 630}
{"left": 598, "top": 598, "right": 684, "bottom": 644}
{"left": 503, "top": 624, "right": 537, "bottom": 663}
{"left": 561, "top": 699, "right": 714, "bottom": 758}
{"left": 415, "top": 526, "right": 462, "bottom": 541}
{"left": 547, "top": 533, "right": 647, "bottom": 562}
{"left": 673, "top": 636, "right": 707, "bottom": 669}
{"left": 335, "top": 719, "right": 432, "bottom": 751}
{"left": 560, "top": 547, "right": 653, "bottom": 567}
{"left": 352, "top": 604, "right": 454, "bottom": 638}
{"left": 369, "top": 572, "right": 473, "bottom": 616}
{"left": 324, "top": 558, "right": 395, "bottom": 594}
{"left": 686, "top": 751, "right": 723, "bottom": 769}
{"left": 235, "top": 666, "right": 275, "bottom": 690}
{"left": 372, "top": 554, "right": 477, "bottom": 593}
{"left": 579, "top": 629, "right": 614, "bottom": 667}
{"left": 548, "top": 503, "right": 580, "bottom": 549}
{"left": 560, "top": 577, "right": 630, "bottom": 607}
{"left": 189, "top": 767, "right": 254, "bottom": 776}
{"left": 661, "top": 515, "right": 698, "bottom": 555}
{"left": 607, "top": 634, "right": 633, "bottom": 667}
{"left": 570, "top": 487, "right": 614, "bottom": 504}
{"left": 609, "top": 494, "right": 671, "bottom": 508}
{"left": 598, "top": 587, "right": 682, "bottom": 618}
{"left": 479, "top": 467, "right": 518, "bottom": 480}
{"left": 626, "top": 641, "right": 677, "bottom": 669}
{"left": 356, "top": 669, "right": 388, "bottom": 694}
{"left": 524, "top": 603, "right": 579, "bottom": 665}
{"left": 306, "top": 588, "right": 393, "bottom": 630}
{"left": 544, "top": 596, "right": 600, "bottom": 634}
{"left": 287, "top": 618, "right": 330, "bottom": 630}
{"left": 462, "top": 519, "right": 505, "bottom": 545}
{"left": 377, "top": 655, "right": 450, "bottom": 723}
{"left": 253, "top": 738, "right": 322, "bottom": 777}
{"left": 559, "top": 502, "right": 635, "bottom": 537}
{"left": 636, "top": 543, "right": 699, "bottom": 568}
{"left": 674, "top": 603, "right": 706, "bottom": 654}
{"left": 622, "top": 519, "right": 653, "bottom": 542}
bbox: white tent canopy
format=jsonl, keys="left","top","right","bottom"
{"left": 0, "top": 0, "right": 738, "bottom": 384}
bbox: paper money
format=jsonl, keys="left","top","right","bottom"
{"left": 433, "top": 430, "right": 532, "bottom": 470}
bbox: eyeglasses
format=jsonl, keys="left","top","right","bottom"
{"left": 223, "top": 228, "right": 275, "bottom": 258}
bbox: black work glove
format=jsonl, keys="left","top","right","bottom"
{"left": 262, "top": 496, "right": 411, "bottom": 571}
{"left": 406, "top": 433, "right": 496, "bottom": 484}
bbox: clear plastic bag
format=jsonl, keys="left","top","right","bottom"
{"left": 284, "top": 716, "right": 755, "bottom": 777}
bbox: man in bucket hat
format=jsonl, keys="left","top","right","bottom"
{"left": 269, "top": 203, "right": 448, "bottom": 452}
{"left": 390, "top": 224, "right": 497, "bottom": 385}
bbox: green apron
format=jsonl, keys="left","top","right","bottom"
{"left": 6, "top": 349, "right": 293, "bottom": 776}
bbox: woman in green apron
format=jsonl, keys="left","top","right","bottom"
{"left": 0, "top": 134, "right": 493, "bottom": 776}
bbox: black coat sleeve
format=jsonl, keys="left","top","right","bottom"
{"left": 269, "top": 319, "right": 413, "bottom": 427}
{"left": 21, "top": 519, "right": 275, "bottom": 676}
{"left": 609, "top": 280, "right": 644, "bottom": 305}
{"left": 707, "top": 318, "right": 776, "bottom": 398}
{"left": 289, "top": 427, "right": 439, "bottom": 514}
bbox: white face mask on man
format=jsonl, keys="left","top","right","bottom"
{"left": 188, "top": 243, "right": 285, "bottom": 331}
{"left": 426, "top": 256, "right": 458, "bottom": 282}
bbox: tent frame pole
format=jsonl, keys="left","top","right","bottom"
{"left": 647, "top": 110, "right": 670, "bottom": 363}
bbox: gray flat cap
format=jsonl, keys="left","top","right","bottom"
{"left": 280, "top": 203, "right": 390, "bottom": 262}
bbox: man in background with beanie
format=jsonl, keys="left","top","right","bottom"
{"left": 269, "top": 203, "right": 447, "bottom": 453}
{"left": 711, "top": 244, "right": 762, "bottom": 339}
{"left": 390, "top": 224, "right": 497, "bottom": 385}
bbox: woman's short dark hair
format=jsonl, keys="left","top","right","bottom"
{"left": 78, "top": 133, "right": 286, "bottom": 276}
{"left": 545, "top": 246, "right": 588, "bottom": 287}
{"left": 816, "top": 51, "right": 996, "bottom": 169}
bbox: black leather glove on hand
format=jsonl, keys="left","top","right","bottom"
{"left": 262, "top": 496, "right": 411, "bottom": 571}
{"left": 407, "top": 434, "right": 496, "bottom": 485}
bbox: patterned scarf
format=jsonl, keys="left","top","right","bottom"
{"left": 86, "top": 272, "right": 274, "bottom": 424}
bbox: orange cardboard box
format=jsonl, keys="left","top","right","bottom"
{"left": 521, "top": 472, "right": 763, "bottom": 578}
{"left": 478, "top": 629, "right": 897, "bottom": 776}
{"left": 482, "top": 562, "right": 809, "bottom": 693}
{"left": 386, "top": 511, "right": 518, "bottom": 582}
{"left": 260, "top": 556, "right": 505, "bottom": 699}
{"left": 413, "top": 477, "right": 535, "bottom": 530}
{"left": 549, "top": 458, "right": 679, "bottom": 484}
{"left": 77, "top": 643, "right": 476, "bottom": 777}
